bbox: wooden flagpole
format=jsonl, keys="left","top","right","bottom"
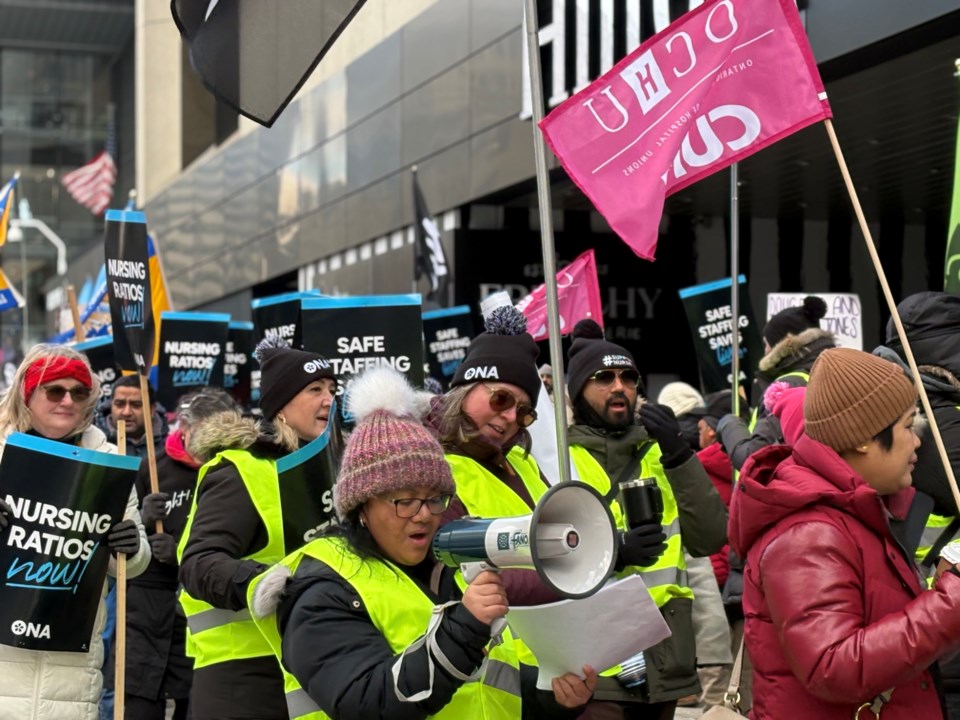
{"left": 138, "top": 373, "right": 163, "bottom": 533}
{"left": 66, "top": 285, "right": 84, "bottom": 343}
{"left": 114, "top": 420, "right": 127, "bottom": 720}
{"left": 523, "top": 0, "right": 572, "bottom": 484}
{"left": 825, "top": 118, "right": 960, "bottom": 513}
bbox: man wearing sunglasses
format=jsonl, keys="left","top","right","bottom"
{"left": 564, "top": 319, "right": 727, "bottom": 720}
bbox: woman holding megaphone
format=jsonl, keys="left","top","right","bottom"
{"left": 248, "top": 367, "right": 595, "bottom": 719}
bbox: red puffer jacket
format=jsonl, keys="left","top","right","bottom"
{"left": 698, "top": 441, "right": 733, "bottom": 588}
{"left": 729, "top": 435, "right": 960, "bottom": 720}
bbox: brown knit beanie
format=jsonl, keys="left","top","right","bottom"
{"left": 334, "top": 367, "right": 455, "bottom": 519}
{"left": 804, "top": 348, "right": 917, "bottom": 452}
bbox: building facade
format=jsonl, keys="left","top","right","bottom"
{"left": 124, "top": 0, "right": 960, "bottom": 387}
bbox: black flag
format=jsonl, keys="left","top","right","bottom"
{"left": 412, "top": 170, "right": 450, "bottom": 306}
{"left": 171, "top": 0, "right": 368, "bottom": 128}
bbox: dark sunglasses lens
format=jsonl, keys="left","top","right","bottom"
{"left": 44, "top": 386, "right": 67, "bottom": 402}
{"left": 593, "top": 370, "right": 616, "bottom": 386}
{"left": 517, "top": 406, "right": 538, "bottom": 428}
{"left": 488, "top": 388, "right": 516, "bottom": 413}
{"left": 621, "top": 370, "right": 640, "bottom": 387}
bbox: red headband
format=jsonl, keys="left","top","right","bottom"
{"left": 23, "top": 357, "right": 93, "bottom": 402}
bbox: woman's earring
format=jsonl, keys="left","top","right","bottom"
{"left": 360, "top": 515, "right": 367, "bottom": 528}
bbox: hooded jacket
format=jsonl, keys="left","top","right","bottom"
{"left": 878, "top": 291, "right": 960, "bottom": 518}
{"left": 94, "top": 399, "right": 169, "bottom": 460}
{"left": 718, "top": 328, "right": 835, "bottom": 471}
{"left": 177, "top": 411, "right": 293, "bottom": 720}
{"left": 729, "top": 435, "right": 960, "bottom": 719}
{"left": 0, "top": 425, "right": 150, "bottom": 720}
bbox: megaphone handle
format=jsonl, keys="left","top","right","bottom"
{"left": 460, "top": 562, "right": 507, "bottom": 648}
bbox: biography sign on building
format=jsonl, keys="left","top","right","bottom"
{"left": 0, "top": 434, "right": 140, "bottom": 652}
{"left": 679, "top": 275, "right": 763, "bottom": 394}
{"left": 276, "top": 404, "right": 343, "bottom": 553}
{"left": 157, "top": 312, "right": 230, "bottom": 407}
{"left": 301, "top": 295, "right": 425, "bottom": 420}
{"left": 104, "top": 210, "right": 155, "bottom": 374}
{"left": 422, "top": 306, "right": 474, "bottom": 389}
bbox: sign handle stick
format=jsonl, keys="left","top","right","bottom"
{"left": 114, "top": 420, "right": 126, "bottom": 720}
{"left": 523, "top": 0, "right": 572, "bottom": 484}
{"left": 66, "top": 285, "right": 85, "bottom": 343}
{"left": 138, "top": 373, "right": 163, "bottom": 534}
{"left": 729, "top": 164, "right": 741, "bottom": 419}
{"left": 825, "top": 118, "right": 960, "bottom": 512}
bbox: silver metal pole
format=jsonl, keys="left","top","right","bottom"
{"left": 730, "top": 163, "right": 740, "bottom": 418}
{"left": 523, "top": 0, "right": 572, "bottom": 484}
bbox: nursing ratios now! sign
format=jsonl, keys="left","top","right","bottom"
{"left": 540, "top": 0, "right": 831, "bottom": 261}
{"left": 157, "top": 312, "right": 231, "bottom": 408}
{"left": 0, "top": 434, "right": 139, "bottom": 652}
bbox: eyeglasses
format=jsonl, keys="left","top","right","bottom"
{"left": 41, "top": 385, "right": 92, "bottom": 403}
{"left": 588, "top": 369, "right": 641, "bottom": 389}
{"left": 485, "top": 385, "right": 538, "bottom": 428}
{"left": 112, "top": 399, "right": 144, "bottom": 410}
{"left": 386, "top": 494, "right": 452, "bottom": 518}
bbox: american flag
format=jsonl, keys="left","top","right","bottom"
{"left": 61, "top": 118, "right": 117, "bottom": 216}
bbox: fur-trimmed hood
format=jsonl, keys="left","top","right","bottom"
{"left": 758, "top": 327, "right": 835, "bottom": 375}
{"left": 186, "top": 410, "right": 295, "bottom": 463}
{"left": 874, "top": 344, "right": 960, "bottom": 404}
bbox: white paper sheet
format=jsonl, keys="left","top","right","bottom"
{"left": 505, "top": 575, "right": 672, "bottom": 690}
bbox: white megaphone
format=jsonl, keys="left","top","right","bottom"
{"left": 432, "top": 481, "right": 618, "bottom": 599}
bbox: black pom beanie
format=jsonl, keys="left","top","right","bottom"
{"left": 450, "top": 306, "right": 541, "bottom": 406}
{"left": 566, "top": 319, "right": 637, "bottom": 401}
{"left": 763, "top": 296, "right": 828, "bottom": 347}
{"left": 255, "top": 338, "right": 336, "bottom": 420}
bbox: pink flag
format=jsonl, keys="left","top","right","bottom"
{"left": 517, "top": 250, "right": 604, "bottom": 341}
{"left": 539, "top": 0, "right": 831, "bottom": 261}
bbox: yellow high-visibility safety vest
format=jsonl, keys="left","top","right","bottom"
{"left": 444, "top": 447, "right": 547, "bottom": 666}
{"left": 177, "top": 449, "right": 286, "bottom": 668}
{"left": 247, "top": 536, "right": 522, "bottom": 720}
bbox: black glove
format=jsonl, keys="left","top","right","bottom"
{"left": 0, "top": 498, "right": 11, "bottom": 531}
{"left": 149, "top": 532, "right": 178, "bottom": 566}
{"left": 639, "top": 403, "right": 690, "bottom": 463}
{"left": 618, "top": 521, "right": 668, "bottom": 568}
{"left": 106, "top": 519, "right": 141, "bottom": 557}
{"left": 140, "top": 492, "right": 170, "bottom": 528}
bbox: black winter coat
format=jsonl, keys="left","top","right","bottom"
{"left": 275, "top": 554, "right": 583, "bottom": 720}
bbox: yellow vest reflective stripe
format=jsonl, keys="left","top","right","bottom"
{"left": 915, "top": 512, "right": 957, "bottom": 572}
{"left": 247, "top": 537, "right": 522, "bottom": 720}
{"left": 177, "top": 449, "right": 285, "bottom": 668}
{"left": 569, "top": 443, "right": 692, "bottom": 606}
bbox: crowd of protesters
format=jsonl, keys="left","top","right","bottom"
{"left": 0, "top": 288, "right": 958, "bottom": 719}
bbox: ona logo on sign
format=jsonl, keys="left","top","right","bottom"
{"left": 303, "top": 360, "right": 330, "bottom": 374}
{"left": 11, "top": 620, "right": 50, "bottom": 639}
{"left": 463, "top": 366, "right": 499, "bottom": 381}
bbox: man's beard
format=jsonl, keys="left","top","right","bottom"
{"left": 602, "top": 392, "right": 635, "bottom": 429}
{"left": 573, "top": 393, "right": 635, "bottom": 430}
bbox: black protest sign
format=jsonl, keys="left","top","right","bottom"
{"left": 225, "top": 321, "right": 255, "bottom": 409}
{"left": 301, "top": 295, "right": 425, "bottom": 421}
{"left": 0, "top": 434, "right": 140, "bottom": 652}
{"left": 679, "top": 276, "right": 763, "bottom": 394}
{"left": 277, "top": 403, "right": 342, "bottom": 552}
{"left": 75, "top": 336, "right": 119, "bottom": 403}
{"left": 157, "top": 312, "right": 230, "bottom": 408}
{"left": 422, "top": 305, "right": 474, "bottom": 389}
{"left": 104, "top": 210, "right": 155, "bottom": 374}
{"left": 252, "top": 291, "right": 320, "bottom": 349}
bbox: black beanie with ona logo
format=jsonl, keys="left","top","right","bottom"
{"left": 450, "top": 306, "right": 541, "bottom": 407}
{"left": 254, "top": 338, "right": 337, "bottom": 420}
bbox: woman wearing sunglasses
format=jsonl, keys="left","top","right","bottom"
{"left": 424, "top": 306, "right": 564, "bottom": 607}
{"left": 249, "top": 367, "right": 594, "bottom": 719}
{"left": 0, "top": 344, "right": 150, "bottom": 720}
{"left": 177, "top": 338, "right": 337, "bottom": 720}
